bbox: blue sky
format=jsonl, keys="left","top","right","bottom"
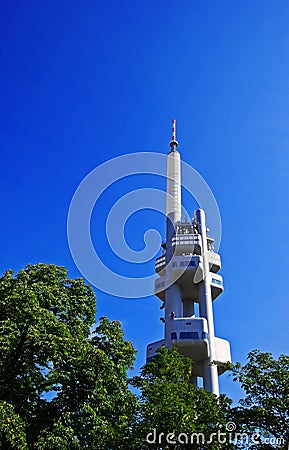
{"left": 1, "top": 0, "right": 289, "bottom": 401}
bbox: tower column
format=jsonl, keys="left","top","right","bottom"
{"left": 165, "top": 119, "right": 182, "bottom": 343}
{"left": 165, "top": 283, "right": 182, "bottom": 342}
{"left": 196, "top": 208, "right": 219, "bottom": 396}
{"left": 183, "top": 299, "right": 195, "bottom": 317}
{"left": 190, "top": 374, "right": 197, "bottom": 386}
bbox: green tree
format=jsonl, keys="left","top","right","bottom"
{"left": 0, "top": 401, "right": 28, "bottom": 449}
{"left": 228, "top": 349, "right": 289, "bottom": 449}
{"left": 131, "top": 347, "right": 234, "bottom": 449}
{"left": 0, "top": 264, "right": 137, "bottom": 449}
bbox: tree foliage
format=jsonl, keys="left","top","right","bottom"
{"left": 1, "top": 264, "right": 289, "bottom": 450}
{"left": 0, "top": 401, "right": 28, "bottom": 449}
{"left": 0, "top": 264, "right": 137, "bottom": 449}
{"left": 131, "top": 347, "right": 233, "bottom": 449}
{"left": 228, "top": 349, "right": 289, "bottom": 449}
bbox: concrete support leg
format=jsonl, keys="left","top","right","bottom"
{"left": 190, "top": 373, "right": 197, "bottom": 386}
{"left": 203, "top": 359, "right": 219, "bottom": 395}
{"left": 183, "top": 299, "right": 195, "bottom": 317}
{"left": 165, "top": 283, "right": 182, "bottom": 341}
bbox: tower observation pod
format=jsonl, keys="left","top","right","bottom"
{"left": 146, "top": 119, "right": 231, "bottom": 396}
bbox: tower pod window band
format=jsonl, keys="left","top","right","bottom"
{"left": 180, "top": 332, "right": 199, "bottom": 340}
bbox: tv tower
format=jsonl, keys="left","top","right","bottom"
{"left": 146, "top": 119, "right": 231, "bottom": 396}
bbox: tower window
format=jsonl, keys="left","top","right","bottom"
{"left": 180, "top": 332, "right": 199, "bottom": 340}
{"left": 212, "top": 278, "right": 222, "bottom": 286}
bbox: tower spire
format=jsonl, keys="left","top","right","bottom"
{"left": 169, "top": 118, "right": 178, "bottom": 150}
{"left": 166, "top": 118, "right": 181, "bottom": 223}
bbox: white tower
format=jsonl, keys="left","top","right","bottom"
{"left": 146, "top": 120, "right": 231, "bottom": 396}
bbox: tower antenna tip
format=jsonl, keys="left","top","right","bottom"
{"left": 170, "top": 118, "right": 178, "bottom": 149}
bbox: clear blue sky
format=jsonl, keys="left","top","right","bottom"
{"left": 1, "top": 0, "right": 289, "bottom": 401}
